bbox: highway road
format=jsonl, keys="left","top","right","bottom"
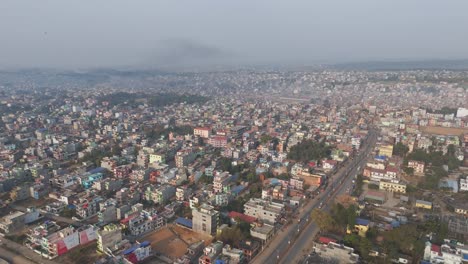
{"left": 252, "top": 129, "right": 378, "bottom": 264}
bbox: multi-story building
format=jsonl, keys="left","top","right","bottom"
{"left": 145, "top": 184, "right": 176, "bottom": 205}
{"left": 175, "top": 149, "right": 196, "bottom": 168}
{"left": 75, "top": 196, "right": 103, "bottom": 219}
{"left": 459, "top": 177, "right": 468, "bottom": 192}
{"left": 149, "top": 153, "right": 166, "bottom": 164}
{"left": 113, "top": 165, "right": 132, "bottom": 179}
{"left": 378, "top": 144, "right": 394, "bottom": 157}
{"left": 289, "top": 177, "right": 304, "bottom": 190}
{"left": 199, "top": 241, "right": 223, "bottom": 264}
{"left": 96, "top": 224, "right": 123, "bottom": 253}
{"left": 244, "top": 198, "right": 284, "bottom": 225}
{"left": 192, "top": 203, "right": 219, "bottom": 236}
{"left": 194, "top": 127, "right": 211, "bottom": 139}
{"left": 78, "top": 172, "right": 104, "bottom": 189}
{"left": 424, "top": 241, "right": 468, "bottom": 264}
{"left": 0, "top": 207, "right": 41, "bottom": 234}
{"left": 176, "top": 186, "right": 192, "bottom": 201}
{"left": 250, "top": 222, "right": 275, "bottom": 242}
{"left": 379, "top": 180, "right": 407, "bottom": 193}
{"left": 126, "top": 209, "right": 165, "bottom": 236}
{"left": 408, "top": 160, "right": 425, "bottom": 175}
{"left": 213, "top": 171, "right": 234, "bottom": 193}
{"left": 208, "top": 136, "right": 228, "bottom": 148}
{"left": 25, "top": 222, "right": 97, "bottom": 259}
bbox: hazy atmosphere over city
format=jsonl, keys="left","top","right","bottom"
{"left": 2, "top": 0, "right": 468, "bottom": 69}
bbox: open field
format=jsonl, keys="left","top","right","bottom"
{"left": 420, "top": 126, "right": 468, "bottom": 136}
{"left": 142, "top": 224, "right": 212, "bottom": 260}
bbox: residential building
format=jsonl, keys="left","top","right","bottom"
{"left": 176, "top": 149, "right": 196, "bottom": 168}
{"left": 415, "top": 200, "right": 432, "bottom": 210}
{"left": 213, "top": 171, "right": 234, "bottom": 193}
{"left": 208, "top": 136, "right": 228, "bottom": 148}
{"left": 379, "top": 180, "right": 407, "bottom": 193}
{"left": 243, "top": 198, "right": 284, "bottom": 225}
{"left": 194, "top": 127, "right": 211, "bottom": 139}
{"left": 126, "top": 209, "right": 165, "bottom": 236}
{"left": 250, "top": 222, "right": 275, "bottom": 242}
{"left": 25, "top": 223, "right": 97, "bottom": 259}
{"left": 378, "top": 144, "right": 394, "bottom": 157}
{"left": 408, "top": 160, "right": 425, "bottom": 175}
{"left": 192, "top": 203, "right": 219, "bottom": 236}
{"left": 0, "top": 207, "right": 41, "bottom": 234}
{"left": 424, "top": 241, "right": 468, "bottom": 264}
{"left": 199, "top": 241, "right": 223, "bottom": 264}
{"left": 75, "top": 196, "right": 103, "bottom": 219}
{"left": 460, "top": 176, "right": 468, "bottom": 192}
{"left": 97, "top": 224, "right": 123, "bottom": 253}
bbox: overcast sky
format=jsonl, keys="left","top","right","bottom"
{"left": 1, "top": 0, "right": 468, "bottom": 69}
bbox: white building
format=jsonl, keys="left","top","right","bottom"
{"left": 460, "top": 177, "right": 468, "bottom": 192}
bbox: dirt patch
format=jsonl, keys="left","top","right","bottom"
{"left": 141, "top": 224, "right": 212, "bottom": 260}
{"left": 172, "top": 224, "right": 212, "bottom": 246}
{"left": 420, "top": 126, "right": 468, "bottom": 136}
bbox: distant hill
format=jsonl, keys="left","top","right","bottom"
{"left": 331, "top": 59, "right": 468, "bottom": 71}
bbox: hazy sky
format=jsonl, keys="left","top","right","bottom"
{"left": 1, "top": 0, "right": 468, "bottom": 69}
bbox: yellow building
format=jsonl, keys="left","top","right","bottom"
{"left": 379, "top": 181, "right": 407, "bottom": 193}
{"left": 347, "top": 218, "right": 370, "bottom": 237}
{"left": 149, "top": 153, "right": 166, "bottom": 164}
{"left": 415, "top": 200, "right": 432, "bottom": 210}
{"left": 378, "top": 144, "right": 394, "bottom": 157}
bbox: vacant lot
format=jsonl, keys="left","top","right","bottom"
{"left": 142, "top": 224, "right": 212, "bottom": 260}
{"left": 420, "top": 126, "right": 468, "bottom": 136}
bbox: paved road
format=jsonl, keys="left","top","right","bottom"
{"left": 252, "top": 129, "right": 378, "bottom": 264}
{"left": 288, "top": 130, "right": 378, "bottom": 264}
{"left": 0, "top": 245, "right": 35, "bottom": 264}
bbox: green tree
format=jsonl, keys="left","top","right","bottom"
{"left": 287, "top": 140, "right": 331, "bottom": 162}
{"left": 393, "top": 142, "right": 409, "bottom": 157}
{"left": 311, "top": 208, "right": 335, "bottom": 232}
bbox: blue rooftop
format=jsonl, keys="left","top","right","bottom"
{"left": 123, "top": 245, "right": 139, "bottom": 255}
{"left": 140, "top": 241, "right": 150, "bottom": 247}
{"left": 88, "top": 167, "right": 106, "bottom": 174}
{"left": 175, "top": 217, "right": 193, "bottom": 229}
{"left": 356, "top": 218, "right": 370, "bottom": 226}
{"left": 231, "top": 185, "right": 246, "bottom": 195}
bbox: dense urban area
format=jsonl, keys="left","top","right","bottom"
{"left": 0, "top": 69, "right": 467, "bottom": 264}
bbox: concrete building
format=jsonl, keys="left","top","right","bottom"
{"left": 415, "top": 200, "right": 432, "bottom": 210}
{"left": 460, "top": 176, "right": 468, "bottom": 192}
{"left": 408, "top": 160, "right": 425, "bottom": 175}
{"left": 199, "top": 241, "right": 223, "bottom": 264}
{"left": 250, "top": 223, "right": 275, "bottom": 242}
{"left": 243, "top": 198, "right": 284, "bottom": 225}
{"left": 378, "top": 144, "right": 394, "bottom": 157}
{"left": 311, "top": 241, "right": 359, "bottom": 264}
{"left": 424, "top": 241, "right": 468, "bottom": 264}
{"left": 194, "top": 127, "right": 211, "bottom": 139}
{"left": 0, "top": 207, "right": 41, "bottom": 234}
{"left": 124, "top": 209, "right": 166, "bottom": 236}
{"left": 213, "top": 171, "right": 234, "bottom": 193}
{"left": 175, "top": 149, "right": 196, "bottom": 168}
{"left": 192, "top": 203, "right": 219, "bottom": 236}
{"left": 96, "top": 224, "right": 123, "bottom": 253}
{"left": 379, "top": 180, "right": 407, "bottom": 193}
